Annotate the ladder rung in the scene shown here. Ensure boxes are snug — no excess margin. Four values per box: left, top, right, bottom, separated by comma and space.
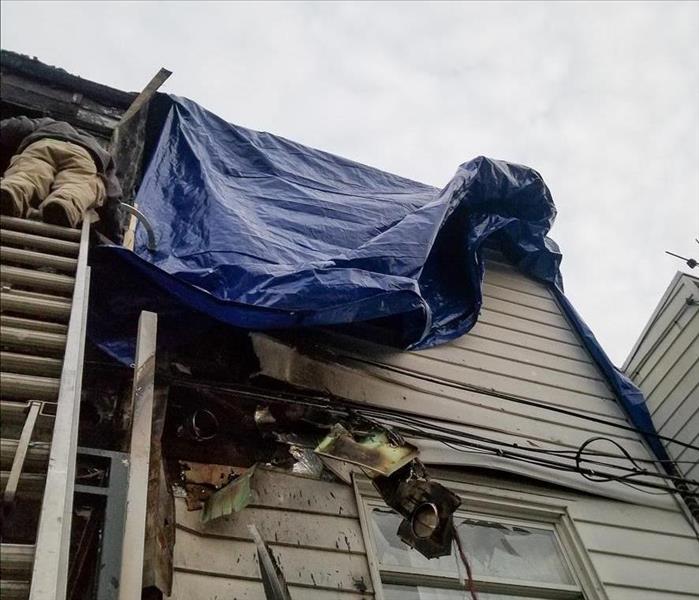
0, 316, 68, 335
0, 326, 67, 355
0, 579, 30, 600
0, 352, 63, 377
0, 402, 53, 442
0, 229, 80, 257
0, 291, 72, 322
1, 246, 78, 273
0, 372, 60, 402
0, 471, 46, 498
0, 543, 35, 579
0, 438, 50, 471
0, 265, 75, 295
0, 215, 81, 241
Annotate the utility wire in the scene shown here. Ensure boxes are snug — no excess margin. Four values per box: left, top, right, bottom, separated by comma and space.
168, 376, 699, 461
332, 353, 699, 453
167, 377, 699, 495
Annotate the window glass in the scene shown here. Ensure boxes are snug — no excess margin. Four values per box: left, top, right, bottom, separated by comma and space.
371, 508, 458, 574
455, 518, 574, 585
384, 585, 548, 600
371, 508, 574, 585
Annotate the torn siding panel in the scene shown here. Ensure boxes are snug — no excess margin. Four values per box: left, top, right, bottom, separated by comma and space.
168, 469, 374, 599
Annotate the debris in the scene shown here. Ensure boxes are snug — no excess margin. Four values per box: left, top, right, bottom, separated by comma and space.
177, 408, 219, 442
180, 461, 243, 487
248, 524, 293, 600
289, 446, 324, 478
201, 465, 257, 523
317, 455, 357, 485
255, 405, 277, 429
178, 461, 246, 510
314, 424, 418, 477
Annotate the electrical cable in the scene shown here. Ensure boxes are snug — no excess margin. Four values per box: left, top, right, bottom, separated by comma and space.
453, 530, 479, 600
333, 353, 699, 453
164, 377, 699, 494
362, 413, 699, 493
167, 375, 699, 463
358, 408, 699, 486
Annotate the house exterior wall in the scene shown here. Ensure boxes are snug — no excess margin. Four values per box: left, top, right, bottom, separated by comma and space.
252, 253, 670, 503
624, 272, 699, 487
173, 257, 699, 600
169, 468, 375, 600
168, 467, 699, 600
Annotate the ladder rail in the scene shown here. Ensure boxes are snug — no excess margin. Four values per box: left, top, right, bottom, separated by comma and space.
2, 401, 41, 507
28, 219, 91, 600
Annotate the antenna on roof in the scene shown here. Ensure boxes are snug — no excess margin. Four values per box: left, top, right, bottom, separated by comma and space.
665, 250, 698, 269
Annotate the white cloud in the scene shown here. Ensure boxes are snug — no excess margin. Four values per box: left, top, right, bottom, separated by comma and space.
2, 0, 697, 363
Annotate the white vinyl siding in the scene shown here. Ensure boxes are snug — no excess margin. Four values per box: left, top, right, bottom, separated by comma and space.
624, 272, 699, 488
168, 468, 374, 599
252, 255, 669, 502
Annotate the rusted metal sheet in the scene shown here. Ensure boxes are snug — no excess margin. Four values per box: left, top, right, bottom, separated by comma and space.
315, 424, 418, 477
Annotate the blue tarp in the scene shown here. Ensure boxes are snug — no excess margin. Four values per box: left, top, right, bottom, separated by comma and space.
91, 95, 666, 460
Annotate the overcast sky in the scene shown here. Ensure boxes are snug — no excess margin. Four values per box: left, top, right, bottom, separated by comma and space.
2, 1, 697, 365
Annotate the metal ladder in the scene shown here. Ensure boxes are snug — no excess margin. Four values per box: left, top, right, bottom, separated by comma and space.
1, 215, 91, 600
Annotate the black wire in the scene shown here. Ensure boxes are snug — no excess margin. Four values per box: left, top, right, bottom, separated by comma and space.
359, 407, 699, 485
335, 353, 699, 453
168, 376, 698, 465
165, 378, 699, 493
391, 421, 699, 496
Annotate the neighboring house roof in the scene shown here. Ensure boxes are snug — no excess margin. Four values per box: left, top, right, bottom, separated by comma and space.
624, 271, 699, 491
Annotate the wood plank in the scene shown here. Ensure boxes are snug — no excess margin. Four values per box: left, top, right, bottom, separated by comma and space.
483, 262, 553, 299
605, 585, 699, 600
646, 345, 699, 413
626, 278, 697, 377
671, 434, 699, 470
482, 281, 560, 314
482, 295, 571, 329
569, 499, 697, 538
651, 365, 699, 436
252, 469, 359, 518
173, 528, 373, 592
467, 321, 593, 362
658, 382, 699, 438
479, 308, 582, 345
175, 499, 365, 553
631, 306, 697, 392
643, 326, 698, 411
340, 349, 620, 412
576, 521, 699, 565
447, 331, 602, 380
413, 344, 614, 398
254, 336, 636, 442
170, 570, 374, 599
587, 552, 699, 594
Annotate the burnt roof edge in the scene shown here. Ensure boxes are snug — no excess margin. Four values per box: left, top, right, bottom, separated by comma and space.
1, 48, 136, 108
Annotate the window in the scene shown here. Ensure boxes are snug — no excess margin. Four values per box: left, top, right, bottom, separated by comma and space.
355, 480, 605, 600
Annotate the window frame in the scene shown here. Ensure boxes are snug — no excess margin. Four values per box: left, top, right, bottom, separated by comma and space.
353, 475, 609, 600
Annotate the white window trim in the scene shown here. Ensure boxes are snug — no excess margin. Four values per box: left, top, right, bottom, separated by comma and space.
353, 474, 609, 600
